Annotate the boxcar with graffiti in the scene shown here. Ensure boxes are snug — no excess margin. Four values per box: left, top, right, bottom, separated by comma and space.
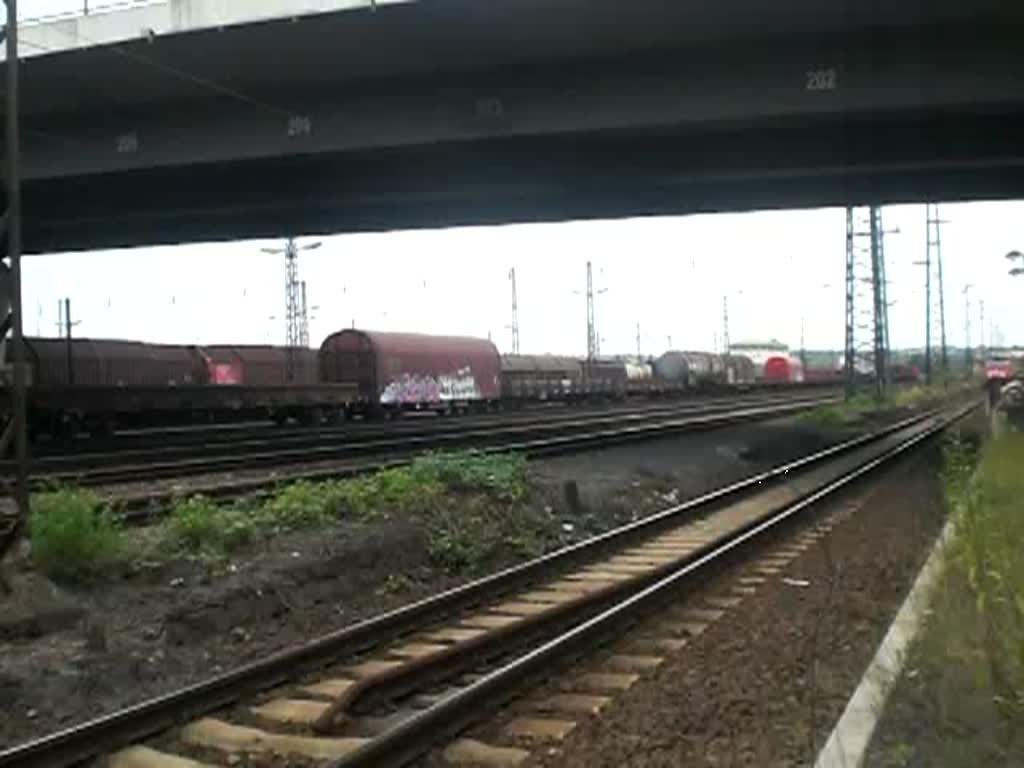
318, 329, 502, 415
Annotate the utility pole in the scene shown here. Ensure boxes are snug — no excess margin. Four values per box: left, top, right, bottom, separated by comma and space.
978, 304, 984, 356
935, 222, 948, 374
508, 267, 520, 354
846, 206, 894, 399
962, 284, 973, 371
260, 238, 321, 380
925, 204, 949, 378
61, 298, 77, 385
799, 317, 806, 369
844, 208, 856, 395
285, 240, 301, 350
721, 296, 731, 355
299, 280, 309, 348
635, 321, 641, 359
586, 261, 596, 359
578, 262, 607, 360
870, 206, 888, 399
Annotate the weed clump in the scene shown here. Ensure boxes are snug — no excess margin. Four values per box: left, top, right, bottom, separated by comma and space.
169, 495, 256, 554
29, 486, 123, 575
159, 451, 532, 561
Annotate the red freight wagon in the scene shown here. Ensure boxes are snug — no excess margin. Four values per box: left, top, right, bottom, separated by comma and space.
319, 329, 501, 413
25, 338, 202, 388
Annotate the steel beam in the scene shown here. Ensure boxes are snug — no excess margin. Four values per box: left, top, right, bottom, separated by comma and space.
4, 0, 28, 535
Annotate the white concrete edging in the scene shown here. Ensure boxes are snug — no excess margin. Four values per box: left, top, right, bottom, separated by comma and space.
813, 518, 954, 768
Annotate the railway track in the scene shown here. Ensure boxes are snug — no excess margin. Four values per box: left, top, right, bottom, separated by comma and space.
20, 389, 833, 469
0, 399, 978, 768
32, 387, 826, 458
2, 390, 839, 493
60, 393, 840, 517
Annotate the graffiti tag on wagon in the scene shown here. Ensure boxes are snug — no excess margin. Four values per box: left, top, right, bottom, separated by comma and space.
380, 368, 482, 404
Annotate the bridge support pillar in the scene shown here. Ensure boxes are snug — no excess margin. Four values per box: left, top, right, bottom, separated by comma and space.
1, 0, 29, 574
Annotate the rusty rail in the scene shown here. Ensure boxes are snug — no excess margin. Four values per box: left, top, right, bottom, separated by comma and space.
0, 405, 966, 768
325, 400, 979, 768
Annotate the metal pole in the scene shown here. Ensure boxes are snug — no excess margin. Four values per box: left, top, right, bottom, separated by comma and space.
284, 238, 298, 381
6, 0, 28, 524
299, 280, 309, 348
585, 261, 595, 361
962, 285, 972, 371
799, 316, 806, 370
869, 206, 887, 400
843, 207, 856, 397
937, 224, 948, 373
924, 208, 932, 384
722, 296, 730, 356
64, 298, 74, 385
509, 268, 519, 355
979, 299, 985, 360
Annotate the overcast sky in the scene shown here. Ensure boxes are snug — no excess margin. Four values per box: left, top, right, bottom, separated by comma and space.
12, 1, 1023, 357
19, 202, 1024, 357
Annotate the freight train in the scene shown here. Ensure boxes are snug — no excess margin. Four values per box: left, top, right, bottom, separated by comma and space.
1, 329, 810, 441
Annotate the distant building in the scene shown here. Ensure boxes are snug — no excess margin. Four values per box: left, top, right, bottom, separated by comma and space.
728, 339, 789, 368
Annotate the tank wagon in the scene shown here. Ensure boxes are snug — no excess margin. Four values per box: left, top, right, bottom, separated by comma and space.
654, 351, 756, 390
319, 329, 501, 415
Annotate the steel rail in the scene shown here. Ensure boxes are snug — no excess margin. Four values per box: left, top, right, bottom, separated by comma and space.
31, 388, 826, 460
0, 403, 964, 768
326, 399, 979, 768
15, 392, 839, 488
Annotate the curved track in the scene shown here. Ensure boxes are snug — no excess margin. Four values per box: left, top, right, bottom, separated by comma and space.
0, 399, 978, 768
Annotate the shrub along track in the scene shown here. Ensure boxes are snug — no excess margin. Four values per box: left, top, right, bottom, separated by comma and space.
0, 400, 979, 768
17, 390, 841, 518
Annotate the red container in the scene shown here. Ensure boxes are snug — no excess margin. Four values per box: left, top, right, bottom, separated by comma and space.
319, 329, 501, 407
199, 345, 318, 386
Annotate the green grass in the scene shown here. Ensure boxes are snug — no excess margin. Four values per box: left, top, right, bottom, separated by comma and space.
162, 450, 531, 563
25, 451, 536, 572
799, 381, 960, 429
413, 450, 528, 501
876, 431, 1024, 766
944, 430, 1024, 716
29, 486, 124, 576
799, 393, 878, 428
169, 495, 258, 554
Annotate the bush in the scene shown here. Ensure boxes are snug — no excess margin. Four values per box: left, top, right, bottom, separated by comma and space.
170, 495, 256, 553
30, 486, 123, 575
413, 450, 529, 500
261, 480, 343, 527
164, 450, 531, 559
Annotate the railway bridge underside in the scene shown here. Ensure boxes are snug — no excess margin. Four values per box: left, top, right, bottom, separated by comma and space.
1, 0, 1023, 539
